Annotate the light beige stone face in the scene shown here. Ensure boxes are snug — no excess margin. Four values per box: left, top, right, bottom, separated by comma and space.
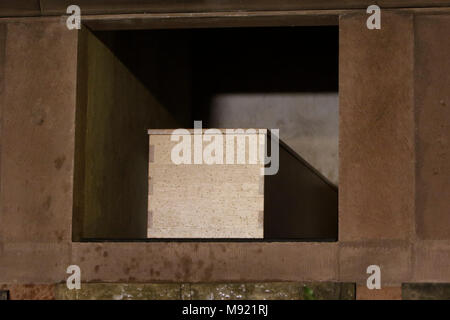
147, 130, 265, 238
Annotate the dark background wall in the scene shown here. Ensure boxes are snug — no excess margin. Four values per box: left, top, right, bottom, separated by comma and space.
190, 27, 339, 184
74, 28, 192, 240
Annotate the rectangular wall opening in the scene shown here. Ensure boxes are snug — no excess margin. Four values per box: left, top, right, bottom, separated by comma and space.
73, 25, 339, 242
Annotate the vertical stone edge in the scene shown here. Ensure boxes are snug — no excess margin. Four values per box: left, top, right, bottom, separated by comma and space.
72, 27, 87, 242
414, 14, 450, 239
412, 14, 450, 283
0, 23, 6, 246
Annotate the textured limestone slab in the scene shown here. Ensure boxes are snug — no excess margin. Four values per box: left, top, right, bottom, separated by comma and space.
150, 176, 261, 198
149, 133, 264, 165
149, 207, 261, 229
148, 227, 263, 239
147, 131, 264, 238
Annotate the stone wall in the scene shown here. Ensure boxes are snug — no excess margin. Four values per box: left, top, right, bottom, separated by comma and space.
0, 10, 449, 299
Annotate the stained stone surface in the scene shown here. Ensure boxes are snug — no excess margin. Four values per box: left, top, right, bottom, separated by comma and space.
188, 282, 355, 300
0, 291, 8, 300
402, 283, 450, 300
0, 284, 55, 300
55, 283, 183, 300
356, 286, 402, 300
55, 282, 355, 300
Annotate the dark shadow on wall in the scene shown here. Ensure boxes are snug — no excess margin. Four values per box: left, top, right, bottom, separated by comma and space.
73, 26, 338, 240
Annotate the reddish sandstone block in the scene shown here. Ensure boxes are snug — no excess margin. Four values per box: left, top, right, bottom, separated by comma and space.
356, 285, 401, 300
0, 284, 55, 300
71, 242, 338, 283
339, 12, 415, 241
0, 243, 70, 283
0, 20, 77, 243
413, 241, 450, 282
414, 15, 450, 240
339, 242, 411, 285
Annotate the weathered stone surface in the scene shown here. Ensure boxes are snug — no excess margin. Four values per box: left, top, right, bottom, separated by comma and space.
54, 282, 355, 300
339, 283, 357, 300
71, 242, 337, 282
356, 286, 402, 300
0, 243, 70, 283
403, 283, 450, 300
0, 284, 55, 300
190, 283, 293, 300
0, 20, 77, 243
412, 241, 450, 282
339, 242, 411, 285
31, 0, 450, 17
0, 1, 41, 17
181, 283, 192, 300
0, 12, 447, 289
189, 282, 354, 300
75, 28, 181, 240
0, 290, 8, 300
414, 15, 450, 240
0, 23, 6, 246
55, 283, 182, 300
339, 12, 415, 241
